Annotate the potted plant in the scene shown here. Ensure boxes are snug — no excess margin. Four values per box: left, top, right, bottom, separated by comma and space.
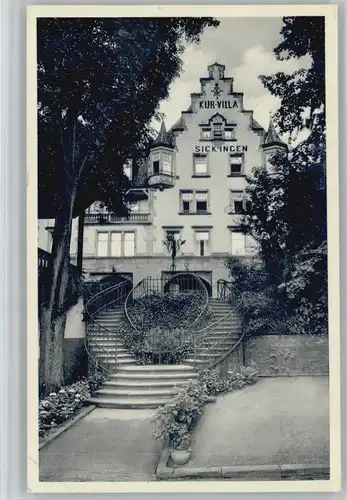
171, 433, 192, 465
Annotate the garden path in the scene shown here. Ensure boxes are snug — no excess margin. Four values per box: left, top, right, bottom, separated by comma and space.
39, 408, 162, 481
187, 376, 329, 468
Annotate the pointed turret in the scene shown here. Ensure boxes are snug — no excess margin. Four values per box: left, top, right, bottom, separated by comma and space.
263, 119, 287, 148
151, 121, 173, 149
262, 119, 288, 171
148, 121, 174, 189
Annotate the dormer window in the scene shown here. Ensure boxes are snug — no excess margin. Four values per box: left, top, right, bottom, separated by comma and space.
213, 122, 223, 139
201, 128, 211, 140
224, 128, 236, 140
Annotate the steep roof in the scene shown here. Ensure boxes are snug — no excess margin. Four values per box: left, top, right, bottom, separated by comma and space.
263, 119, 286, 147
151, 121, 173, 149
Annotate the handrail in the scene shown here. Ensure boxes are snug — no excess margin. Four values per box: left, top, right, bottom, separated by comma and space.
192, 279, 244, 372
123, 273, 210, 361
124, 272, 209, 333
84, 279, 131, 375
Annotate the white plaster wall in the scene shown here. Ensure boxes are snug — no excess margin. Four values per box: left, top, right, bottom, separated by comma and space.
64, 297, 85, 339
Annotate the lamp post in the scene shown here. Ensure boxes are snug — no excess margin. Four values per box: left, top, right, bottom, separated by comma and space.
163, 234, 186, 273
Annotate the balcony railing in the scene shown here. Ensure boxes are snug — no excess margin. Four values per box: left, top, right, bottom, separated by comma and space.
84, 212, 151, 224
38, 248, 81, 309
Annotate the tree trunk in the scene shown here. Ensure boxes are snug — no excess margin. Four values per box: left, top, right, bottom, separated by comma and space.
39, 185, 77, 395
76, 208, 85, 274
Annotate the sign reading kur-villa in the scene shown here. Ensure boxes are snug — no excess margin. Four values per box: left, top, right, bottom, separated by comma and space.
199, 99, 239, 109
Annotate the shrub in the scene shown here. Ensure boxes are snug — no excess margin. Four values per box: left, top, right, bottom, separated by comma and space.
38, 373, 106, 438
119, 299, 214, 365
199, 363, 259, 396
153, 365, 259, 449
127, 291, 207, 332
153, 379, 208, 449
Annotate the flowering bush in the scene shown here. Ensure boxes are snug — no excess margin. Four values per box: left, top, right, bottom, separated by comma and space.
38, 374, 106, 438
199, 363, 259, 396
153, 379, 208, 449
153, 367, 259, 449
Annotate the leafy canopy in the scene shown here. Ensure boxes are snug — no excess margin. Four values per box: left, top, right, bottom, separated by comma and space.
38, 17, 219, 217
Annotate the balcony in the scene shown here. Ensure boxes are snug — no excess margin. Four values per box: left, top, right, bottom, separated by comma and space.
147, 171, 174, 188
84, 212, 151, 225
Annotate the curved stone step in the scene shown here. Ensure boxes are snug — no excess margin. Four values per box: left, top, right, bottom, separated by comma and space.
111, 372, 197, 382
95, 388, 176, 398
103, 379, 189, 390
87, 397, 169, 409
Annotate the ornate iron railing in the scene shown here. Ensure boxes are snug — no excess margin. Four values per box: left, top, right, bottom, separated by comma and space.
192, 279, 244, 372
84, 279, 132, 375
124, 273, 210, 362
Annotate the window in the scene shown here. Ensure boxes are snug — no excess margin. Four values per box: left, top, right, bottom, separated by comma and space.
230, 191, 245, 214
213, 122, 223, 139
97, 231, 135, 257
224, 128, 235, 140
180, 190, 209, 214
196, 191, 208, 213
163, 153, 172, 175
195, 231, 210, 256
166, 230, 180, 241
180, 190, 194, 214
231, 232, 246, 256
128, 201, 139, 212
201, 128, 211, 139
229, 154, 244, 176
152, 153, 160, 174
193, 154, 208, 176
110, 232, 122, 257
97, 232, 108, 257
124, 232, 135, 256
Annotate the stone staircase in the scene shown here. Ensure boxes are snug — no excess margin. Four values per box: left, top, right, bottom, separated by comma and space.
89, 365, 198, 409
87, 297, 242, 409
184, 298, 242, 368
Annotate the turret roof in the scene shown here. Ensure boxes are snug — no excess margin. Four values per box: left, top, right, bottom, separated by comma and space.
264, 119, 286, 147
151, 121, 173, 148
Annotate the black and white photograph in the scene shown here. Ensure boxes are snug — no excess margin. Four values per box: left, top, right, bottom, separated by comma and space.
28, 5, 340, 492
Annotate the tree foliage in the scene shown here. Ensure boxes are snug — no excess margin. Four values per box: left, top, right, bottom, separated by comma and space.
38, 17, 219, 217
38, 17, 219, 393
227, 16, 328, 336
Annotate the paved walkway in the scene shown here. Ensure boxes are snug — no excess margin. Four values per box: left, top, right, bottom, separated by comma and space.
187, 376, 329, 468
39, 408, 162, 481
40, 377, 329, 481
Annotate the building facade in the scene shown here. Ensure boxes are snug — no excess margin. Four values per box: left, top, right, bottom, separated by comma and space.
38, 62, 287, 294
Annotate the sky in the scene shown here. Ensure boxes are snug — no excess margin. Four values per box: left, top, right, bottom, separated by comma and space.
154, 18, 311, 137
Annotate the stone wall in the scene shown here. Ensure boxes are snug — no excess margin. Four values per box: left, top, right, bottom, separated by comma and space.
79, 254, 255, 294
244, 335, 329, 376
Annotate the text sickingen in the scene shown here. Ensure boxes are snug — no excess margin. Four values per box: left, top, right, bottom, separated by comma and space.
195, 145, 248, 153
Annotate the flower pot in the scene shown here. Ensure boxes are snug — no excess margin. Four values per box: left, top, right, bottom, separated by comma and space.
171, 447, 191, 466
